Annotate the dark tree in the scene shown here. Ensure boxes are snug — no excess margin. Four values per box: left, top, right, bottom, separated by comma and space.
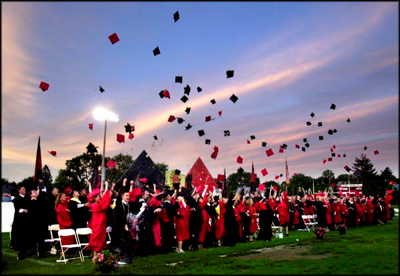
352, 154, 379, 196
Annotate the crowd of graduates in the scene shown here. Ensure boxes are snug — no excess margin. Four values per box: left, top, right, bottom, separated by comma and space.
7, 178, 396, 264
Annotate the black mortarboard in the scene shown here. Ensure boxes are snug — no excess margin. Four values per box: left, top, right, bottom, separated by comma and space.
99, 86, 105, 93
343, 154, 346, 158
210, 99, 216, 104
197, 86, 202, 93
330, 103, 336, 110
181, 95, 189, 103
124, 123, 132, 133
310, 112, 315, 117
205, 139, 211, 145
153, 47, 160, 56
185, 107, 191, 114
305, 143, 310, 148
237, 167, 244, 174
328, 129, 333, 135
175, 76, 183, 83
262, 142, 267, 147
303, 138, 307, 143
230, 94, 238, 103
86, 142, 98, 153
302, 147, 306, 152
153, 135, 158, 140
364, 146, 367, 150
177, 117, 184, 124
306, 121, 312, 126
159, 90, 165, 98
280, 174, 283, 177
185, 124, 192, 130
282, 143, 287, 149
332, 153, 336, 157
184, 84, 191, 95
318, 122, 322, 127
175, 169, 181, 175
174, 11, 179, 22
224, 130, 230, 137
226, 70, 234, 78
333, 129, 337, 133
319, 136, 324, 140
250, 135, 256, 140
198, 130, 205, 137
347, 118, 351, 123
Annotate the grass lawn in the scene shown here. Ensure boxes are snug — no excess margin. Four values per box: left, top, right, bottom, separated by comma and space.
2, 217, 398, 275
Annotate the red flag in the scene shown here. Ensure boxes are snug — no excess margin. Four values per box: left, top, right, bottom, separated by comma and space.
251, 162, 256, 183
33, 136, 43, 190
88, 123, 93, 131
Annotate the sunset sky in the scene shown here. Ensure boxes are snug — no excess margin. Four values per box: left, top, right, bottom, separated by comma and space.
2, 2, 398, 184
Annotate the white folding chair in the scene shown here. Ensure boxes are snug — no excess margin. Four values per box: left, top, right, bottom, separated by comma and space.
271, 214, 283, 233
302, 215, 317, 232
106, 232, 111, 245
57, 229, 83, 263
76, 227, 92, 260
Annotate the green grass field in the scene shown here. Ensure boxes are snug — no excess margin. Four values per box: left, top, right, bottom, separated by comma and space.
2, 218, 398, 275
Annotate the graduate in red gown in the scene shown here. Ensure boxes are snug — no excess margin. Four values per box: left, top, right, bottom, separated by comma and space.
198, 187, 211, 249
384, 192, 393, 221
332, 198, 342, 226
246, 198, 258, 241
87, 187, 111, 253
148, 193, 164, 249
175, 195, 191, 253
324, 197, 333, 229
233, 199, 243, 239
367, 197, 375, 225
215, 196, 226, 246
355, 197, 364, 226
55, 192, 74, 250
277, 191, 290, 237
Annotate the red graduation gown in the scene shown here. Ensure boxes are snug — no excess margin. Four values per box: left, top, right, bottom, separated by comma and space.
198, 197, 211, 243
325, 201, 333, 225
56, 202, 74, 249
176, 202, 190, 242
247, 205, 258, 234
332, 202, 342, 224
277, 202, 290, 225
215, 200, 226, 240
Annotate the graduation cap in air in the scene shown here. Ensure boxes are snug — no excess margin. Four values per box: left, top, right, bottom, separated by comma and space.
107, 160, 116, 169
303, 138, 307, 143
205, 116, 211, 122
310, 112, 315, 117
175, 76, 183, 83
184, 85, 191, 95
88, 123, 93, 131
332, 153, 336, 157
328, 157, 332, 161
275, 175, 280, 180
153, 135, 158, 140
99, 86, 105, 93
318, 122, 322, 127
161, 89, 170, 99
374, 150, 379, 155
302, 147, 306, 152
198, 130, 205, 137
237, 156, 243, 164
323, 159, 327, 164
86, 142, 98, 153
333, 129, 337, 133
328, 129, 333, 135
330, 103, 336, 110
305, 143, 310, 148
262, 142, 267, 147
108, 33, 120, 44
197, 86, 202, 93
125, 123, 133, 133
306, 121, 312, 126
211, 146, 219, 159
185, 107, 191, 114
205, 139, 211, 145
181, 95, 189, 103
364, 146, 367, 150
175, 169, 181, 175
261, 168, 268, 176
279, 148, 284, 153
247, 140, 251, 144
218, 110, 222, 116
168, 115, 176, 122
237, 167, 244, 174
280, 174, 283, 177
226, 70, 234, 78
185, 123, 192, 130
210, 99, 216, 105
319, 136, 324, 140
230, 94, 238, 103
282, 143, 287, 149
177, 117, 185, 124
295, 144, 300, 149
265, 148, 274, 157
250, 135, 256, 140
174, 11, 179, 22
48, 150, 57, 157
224, 130, 230, 137
347, 118, 351, 123
153, 47, 160, 56
344, 165, 351, 172
337, 154, 341, 157
343, 154, 346, 158
128, 133, 134, 140
39, 81, 50, 92
116, 134, 125, 143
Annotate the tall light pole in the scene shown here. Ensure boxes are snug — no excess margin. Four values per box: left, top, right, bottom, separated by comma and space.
93, 107, 119, 191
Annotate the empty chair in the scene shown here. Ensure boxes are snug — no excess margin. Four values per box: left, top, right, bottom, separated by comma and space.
76, 227, 92, 260
57, 229, 83, 263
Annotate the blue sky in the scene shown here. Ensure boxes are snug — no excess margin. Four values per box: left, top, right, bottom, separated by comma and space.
2, 2, 399, 183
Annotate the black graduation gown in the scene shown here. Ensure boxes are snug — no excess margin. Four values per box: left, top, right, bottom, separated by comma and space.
27, 191, 48, 256
45, 193, 58, 226
257, 201, 274, 241
68, 199, 89, 230
112, 201, 134, 263
222, 199, 238, 246
160, 201, 176, 253
315, 201, 327, 228
10, 195, 30, 251
188, 200, 202, 250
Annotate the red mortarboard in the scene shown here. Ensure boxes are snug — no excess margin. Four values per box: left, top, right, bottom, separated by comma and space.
237, 156, 243, 164
344, 165, 351, 172
64, 186, 72, 194
328, 157, 332, 161
374, 150, 379, 155
331, 183, 335, 187
88, 123, 93, 131
218, 111, 222, 116
337, 154, 341, 157
205, 116, 211, 122
293, 173, 298, 176
273, 186, 278, 191
333, 145, 336, 149
39, 81, 50, 92
279, 148, 284, 153
108, 33, 120, 44
128, 133, 134, 139
330, 148, 334, 152
107, 160, 116, 169
140, 178, 147, 183
261, 168, 268, 176
48, 150, 57, 157
247, 140, 250, 144
116, 134, 125, 143
168, 115, 176, 122
88, 188, 101, 202
266, 148, 274, 157
258, 184, 265, 191
217, 174, 225, 181
211, 146, 219, 160
275, 175, 279, 180
295, 144, 300, 149
323, 159, 327, 164
390, 180, 394, 185
388, 190, 393, 194
162, 89, 171, 99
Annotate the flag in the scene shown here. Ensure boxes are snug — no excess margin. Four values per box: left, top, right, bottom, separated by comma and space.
33, 136, 43, 190
285, 157, 290, 184
250, 162, 256, 192
223, 168, 227, 191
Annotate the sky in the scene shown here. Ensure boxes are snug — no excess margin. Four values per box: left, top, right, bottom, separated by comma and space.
2, 2, 399, 184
